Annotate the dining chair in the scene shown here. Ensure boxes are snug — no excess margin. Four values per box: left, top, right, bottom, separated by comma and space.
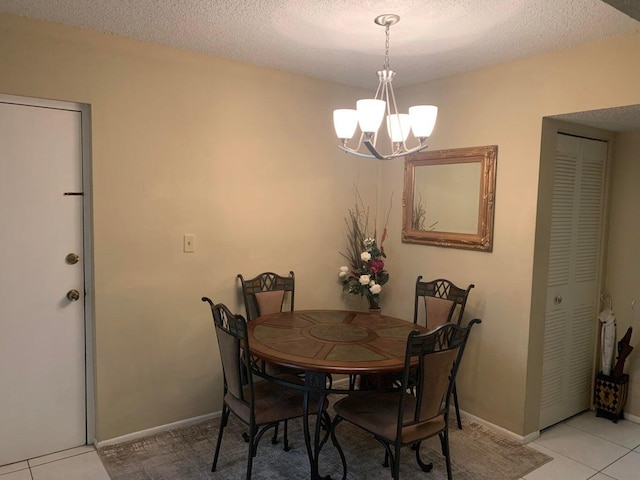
238, 271, 295, 321
201, 298, 329, 480
330, 319, 481, 480
414, 276, 474, 429
237, 271, 304, 444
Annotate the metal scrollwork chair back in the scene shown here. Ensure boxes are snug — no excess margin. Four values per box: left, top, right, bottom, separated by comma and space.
238, 271, 295, 321
201, 297, 328, 480
331, 319, 481, 480
414, 276, 475, 429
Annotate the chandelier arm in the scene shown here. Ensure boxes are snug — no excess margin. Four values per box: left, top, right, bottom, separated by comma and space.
364, 139, 385, 159
353, 131, 365, 151
338, 145, 378, 159
339, 140, 429, 160
366, 140, 430, 160
374, 81, 384, 100
387, 79, 410, 151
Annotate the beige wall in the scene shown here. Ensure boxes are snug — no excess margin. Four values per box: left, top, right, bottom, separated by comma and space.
604, 128, 640, 416
387, 32, 640, 435
3, 11, 640, 441
0, 14, 380, 441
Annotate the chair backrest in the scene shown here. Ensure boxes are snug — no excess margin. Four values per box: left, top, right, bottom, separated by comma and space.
413, 276, 475, 329
400, 319, 481, 429
238, 271, 295, 320
202, 298, 253, 407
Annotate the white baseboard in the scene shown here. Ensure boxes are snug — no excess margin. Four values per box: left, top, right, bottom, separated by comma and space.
95, 411, 221, 448
624, 411, 640, 424
460, 410, 538, 444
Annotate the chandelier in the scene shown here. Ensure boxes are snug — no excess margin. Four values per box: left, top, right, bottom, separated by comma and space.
333, 14, 438, 160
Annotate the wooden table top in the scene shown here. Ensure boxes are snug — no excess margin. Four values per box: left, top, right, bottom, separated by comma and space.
247, 310, 427, 375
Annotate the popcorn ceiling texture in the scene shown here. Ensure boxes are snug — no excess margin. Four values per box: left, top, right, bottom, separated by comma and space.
0, 0, 637, 88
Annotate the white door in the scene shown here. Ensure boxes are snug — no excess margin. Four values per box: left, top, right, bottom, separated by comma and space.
0, 100, 86, 465
539, 133, 607, 429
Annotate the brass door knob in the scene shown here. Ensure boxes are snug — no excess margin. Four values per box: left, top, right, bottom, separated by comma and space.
66, 253, 80, 265
67, 289, 80, 301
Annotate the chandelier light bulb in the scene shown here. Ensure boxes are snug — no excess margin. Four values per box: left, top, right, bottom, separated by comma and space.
356, 99, 386, 134
387, 113, 411, 143
409, 105, 438, 138
332, 14, 438, 160
333, 109, 358, 140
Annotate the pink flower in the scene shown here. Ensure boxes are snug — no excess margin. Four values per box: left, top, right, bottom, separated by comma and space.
369, 259, 385, 273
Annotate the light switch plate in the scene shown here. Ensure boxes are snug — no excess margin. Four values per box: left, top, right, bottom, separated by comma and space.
183, 234, 195, 253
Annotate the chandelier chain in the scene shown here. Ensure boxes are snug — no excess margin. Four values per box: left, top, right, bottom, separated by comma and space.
383, 23, 391, 71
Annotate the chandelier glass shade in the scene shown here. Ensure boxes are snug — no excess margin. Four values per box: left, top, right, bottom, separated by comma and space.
333, 14, 438, 160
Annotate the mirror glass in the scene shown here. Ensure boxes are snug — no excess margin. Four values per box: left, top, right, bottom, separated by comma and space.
402, 145, 497, 251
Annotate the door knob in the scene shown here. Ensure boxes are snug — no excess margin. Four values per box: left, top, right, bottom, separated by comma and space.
66, 289, 80, 301
66, 253, 80, 265
554, 295, 563, 305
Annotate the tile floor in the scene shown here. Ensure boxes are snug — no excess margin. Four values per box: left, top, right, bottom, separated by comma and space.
1, 410, 639, 479
0, 446, 109, 480
523, 411, 640, 480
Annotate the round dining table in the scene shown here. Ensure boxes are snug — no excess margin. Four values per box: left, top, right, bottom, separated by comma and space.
247, 309, 428, 480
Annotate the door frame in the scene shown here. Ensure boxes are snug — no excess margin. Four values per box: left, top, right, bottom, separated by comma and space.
525, 117, 615, 436
0, 93, 95, 444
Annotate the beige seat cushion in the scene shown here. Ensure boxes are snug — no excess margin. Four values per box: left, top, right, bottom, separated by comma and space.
225, 374, 327, 425
333, 391, 445, 445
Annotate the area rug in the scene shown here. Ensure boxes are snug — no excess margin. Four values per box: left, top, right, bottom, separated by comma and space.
99, 403, 551, 480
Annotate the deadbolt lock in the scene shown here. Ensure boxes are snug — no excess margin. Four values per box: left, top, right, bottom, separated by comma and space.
66, 289, 80, 301
66, 253, 80, 265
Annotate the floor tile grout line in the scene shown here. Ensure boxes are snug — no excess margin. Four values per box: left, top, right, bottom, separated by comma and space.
596, 449, 638, 476
532, 438, 632, 473
27, 450, 96, 469
566, 421, 640, 450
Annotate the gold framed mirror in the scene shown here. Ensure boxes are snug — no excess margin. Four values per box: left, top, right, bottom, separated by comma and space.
402, 145, 497, 251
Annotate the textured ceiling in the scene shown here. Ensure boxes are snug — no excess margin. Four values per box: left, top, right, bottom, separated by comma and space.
0, 0, 638, 89
1, 0, 639, 131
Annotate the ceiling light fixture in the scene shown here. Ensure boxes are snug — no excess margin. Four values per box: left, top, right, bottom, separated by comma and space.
333, 14, 438, 160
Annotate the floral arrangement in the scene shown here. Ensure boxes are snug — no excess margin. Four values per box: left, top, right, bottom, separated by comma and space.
337, 191, 391, 309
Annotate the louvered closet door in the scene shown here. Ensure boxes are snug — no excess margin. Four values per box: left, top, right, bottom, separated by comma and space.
539, 133, 607, 430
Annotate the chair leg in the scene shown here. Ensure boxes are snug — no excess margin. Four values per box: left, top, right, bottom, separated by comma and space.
440, 430, 453, 480
392, 443, 402, 480
453, 382, 462, 429
212, 405, 230, 472
414, 441, 433, 472
246, 428, 255, 480
283, 420, 290, 451
271, 422, 280, 445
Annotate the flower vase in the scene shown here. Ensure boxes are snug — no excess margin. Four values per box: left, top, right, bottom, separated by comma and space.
368, 297, 381, 314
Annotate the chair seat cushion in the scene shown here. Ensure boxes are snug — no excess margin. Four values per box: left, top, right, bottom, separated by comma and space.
333, 391, 445, 445
226, 374, 327, 425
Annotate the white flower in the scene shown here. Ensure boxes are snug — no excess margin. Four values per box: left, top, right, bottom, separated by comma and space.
338, 266, 349, 278
364, 237, 375, 248
369, 280, 375, 286
360, 251, 372, 261
359, 274, 371, 285
339, 266, 349, 272
369, 283, 382, 295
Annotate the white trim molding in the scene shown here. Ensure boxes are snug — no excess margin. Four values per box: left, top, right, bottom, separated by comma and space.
96, 411, 221, 448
